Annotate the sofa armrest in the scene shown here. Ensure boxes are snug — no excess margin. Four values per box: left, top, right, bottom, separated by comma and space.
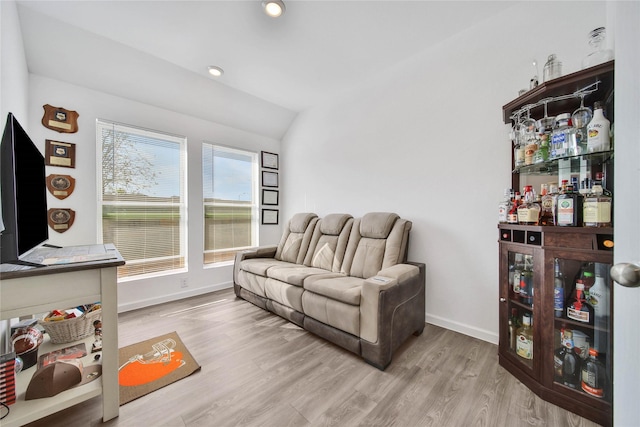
233, 245, 278, 285
360, 261, 425, 369
360, 263, 420, 343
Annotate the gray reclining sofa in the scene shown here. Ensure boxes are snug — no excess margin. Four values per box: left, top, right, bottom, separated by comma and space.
233, 212, 426, 370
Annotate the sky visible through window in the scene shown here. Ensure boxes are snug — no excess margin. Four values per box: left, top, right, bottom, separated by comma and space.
108, 135, 252, 202
139, 140, 180, 198
203, 146, 253, 202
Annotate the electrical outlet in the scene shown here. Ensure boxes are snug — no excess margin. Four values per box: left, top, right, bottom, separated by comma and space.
180, 278, 188, 288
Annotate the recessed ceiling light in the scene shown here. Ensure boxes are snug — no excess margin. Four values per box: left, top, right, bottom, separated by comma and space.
207, 66, 224, 77
262, 0, 285, 18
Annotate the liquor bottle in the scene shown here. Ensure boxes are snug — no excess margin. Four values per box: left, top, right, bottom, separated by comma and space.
567, 281, 594, 324
551, 113, 573, 159
571, 176, 579, 193
553, 259, 565, 317
507, 192, 520, 224
498, 188, 513, 224
533, 134, 549, 164
587, 101, 611, 153
524, 140, 538, 166
540, 183, 558, 226
554, 327, 567, 381
589, 263, 610, 354
518, 186, 540, 225
519, 257, 534, 306
509, 308, 520, 351
561, 330, 582, 389
581, 348, 607, 398
516, 314, 534, 360
583, 183, 612, 227
512, 253, 524, 296
514, 139, 525, 168
538, 184, 552, 226
556, 184, 583, 227
560, 179, 569, 193
583, 262, 595, 294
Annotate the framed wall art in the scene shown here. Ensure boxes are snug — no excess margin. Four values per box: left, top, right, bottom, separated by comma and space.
262, 170, 278, 188
262, 189, 279, 206
261, 151, 279, 170
261, 209, 279, 225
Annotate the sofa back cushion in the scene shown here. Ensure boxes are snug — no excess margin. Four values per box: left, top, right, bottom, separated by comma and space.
341, 212, 412, 279
303, 213, 354, 272
275, 213, 318, 264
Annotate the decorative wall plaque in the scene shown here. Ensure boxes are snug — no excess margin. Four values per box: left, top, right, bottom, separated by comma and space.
48, 208, 75, 233
42, 104, 79, 133
45, 140, 76, 168
46, 175, 76, 200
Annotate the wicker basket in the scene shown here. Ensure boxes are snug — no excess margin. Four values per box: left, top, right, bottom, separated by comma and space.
39, 309, 102, 344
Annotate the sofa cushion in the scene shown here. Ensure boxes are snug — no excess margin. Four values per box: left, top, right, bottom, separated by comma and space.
360, 212, 399, 239
341, 213, 412, 279
303, 214, 353, 272
267, 266, 337, 287
303, 275, 364, 306
319, 213, 352, 235
275, 213, 318, 264
349, 238, 387, 279
236, 269, 268, 297
240, 258, 297, 276
290, 212, 317, 233
264, 278, 305, 312
301, 291, 360, 337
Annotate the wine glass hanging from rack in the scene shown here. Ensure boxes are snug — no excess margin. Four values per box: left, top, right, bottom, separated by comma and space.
508, 80, 601, 127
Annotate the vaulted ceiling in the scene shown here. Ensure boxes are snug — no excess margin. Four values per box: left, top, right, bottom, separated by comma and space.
16, 1, 514, 139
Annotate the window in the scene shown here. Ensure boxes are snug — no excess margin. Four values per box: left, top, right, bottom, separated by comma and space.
97, 120, 187, 279
202, 144, 258, 264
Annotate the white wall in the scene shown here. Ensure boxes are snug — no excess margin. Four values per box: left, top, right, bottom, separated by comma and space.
0, 0, 29, 124
0, 0, 30, 353
281, 1, 608, 343
27, 75, 283, 312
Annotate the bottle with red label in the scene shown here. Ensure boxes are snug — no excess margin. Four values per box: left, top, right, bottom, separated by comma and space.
518, 185, 541, 225
566, 281, 594, 325
507, 192, 521, 224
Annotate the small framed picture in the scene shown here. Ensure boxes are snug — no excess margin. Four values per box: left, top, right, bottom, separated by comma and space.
262, 171, 278, 188
261, 151, 279, 170
262, 209, 279, 225
262, 189, 279, 206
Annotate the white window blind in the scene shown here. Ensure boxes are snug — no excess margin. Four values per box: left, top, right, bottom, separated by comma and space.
202, 144, 258, 264
97, 120, 187, 278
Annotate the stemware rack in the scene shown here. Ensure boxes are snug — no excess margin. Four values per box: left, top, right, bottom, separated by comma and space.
502, 60, 614, 125
509, 80, 601, 123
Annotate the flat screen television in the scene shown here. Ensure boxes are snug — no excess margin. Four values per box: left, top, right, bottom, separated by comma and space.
0, 112, 49, 265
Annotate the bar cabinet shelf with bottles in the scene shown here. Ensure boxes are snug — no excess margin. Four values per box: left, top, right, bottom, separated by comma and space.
498, 61, 614, 427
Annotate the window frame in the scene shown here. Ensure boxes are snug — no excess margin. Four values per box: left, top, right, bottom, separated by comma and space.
96, 119, 188, 281
202, 142, 259, 266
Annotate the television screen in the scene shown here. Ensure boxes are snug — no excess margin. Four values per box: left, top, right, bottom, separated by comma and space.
0, 112, 49, 265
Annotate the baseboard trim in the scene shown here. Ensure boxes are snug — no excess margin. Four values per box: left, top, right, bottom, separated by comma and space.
426, 313, 498, 345
118, 282, 233, 313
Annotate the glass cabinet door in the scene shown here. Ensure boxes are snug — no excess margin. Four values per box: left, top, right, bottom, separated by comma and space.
506, 250, 535, 372
552, 258, 612, 403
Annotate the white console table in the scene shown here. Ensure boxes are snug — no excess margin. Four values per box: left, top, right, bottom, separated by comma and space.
0, 244, 124, 426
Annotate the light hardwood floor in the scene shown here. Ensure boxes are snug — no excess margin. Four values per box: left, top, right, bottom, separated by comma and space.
26, 288, 600, 427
